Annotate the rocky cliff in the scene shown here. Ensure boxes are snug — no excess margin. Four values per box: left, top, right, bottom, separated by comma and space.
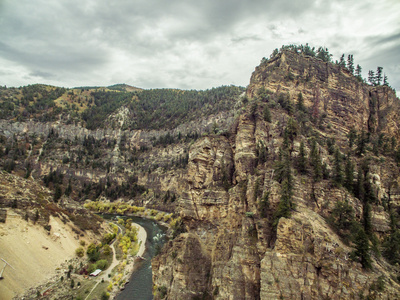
1, 48, 400, 299
0, 86, 243, 212
152, 50, 400, 299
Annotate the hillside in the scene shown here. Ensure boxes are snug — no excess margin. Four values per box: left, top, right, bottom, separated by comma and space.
0, 171, 104, 299
0, 45, 400, 299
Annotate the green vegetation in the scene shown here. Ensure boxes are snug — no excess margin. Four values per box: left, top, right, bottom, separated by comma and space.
332, 148, 343, 187
0, 84, 65, 121
267, 44, 392, 87
258, 192, 270, 218
328, 199, 356, 244
350, 225, 372, 269
297, 141, 307, 174
310, 139, 323, 182
0, 84, 244, 131
382, 209, 400, 264
81, 90, 133, 129
273, 147, 294, 228
75, 247, 85, 257
81, 85, 244, 130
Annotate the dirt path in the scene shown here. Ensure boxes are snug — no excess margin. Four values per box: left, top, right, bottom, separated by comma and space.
85, 222, 146, 300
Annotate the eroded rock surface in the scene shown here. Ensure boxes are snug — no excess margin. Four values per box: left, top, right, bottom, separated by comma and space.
152, 51, 400, 299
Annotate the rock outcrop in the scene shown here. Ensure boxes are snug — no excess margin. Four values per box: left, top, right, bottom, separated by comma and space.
152, 50, 400, 299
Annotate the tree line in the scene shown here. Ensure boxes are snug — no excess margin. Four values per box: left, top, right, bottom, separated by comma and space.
263, 44, 391, 88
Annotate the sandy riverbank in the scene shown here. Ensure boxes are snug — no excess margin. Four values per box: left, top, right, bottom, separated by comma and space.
133, 222, 147, 258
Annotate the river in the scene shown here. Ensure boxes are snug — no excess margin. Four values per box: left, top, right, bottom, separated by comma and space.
102, 215, 167, 300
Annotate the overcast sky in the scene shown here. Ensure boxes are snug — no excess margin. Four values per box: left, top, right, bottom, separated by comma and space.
0, 0, 399, 93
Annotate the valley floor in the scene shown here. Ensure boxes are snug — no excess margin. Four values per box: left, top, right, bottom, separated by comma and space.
0, 213, 147, 300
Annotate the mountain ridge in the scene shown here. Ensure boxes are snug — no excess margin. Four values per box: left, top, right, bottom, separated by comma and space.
0, 45, 400, 299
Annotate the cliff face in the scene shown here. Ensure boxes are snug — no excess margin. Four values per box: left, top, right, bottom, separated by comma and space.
0, 107, 237, 212
152, 52, 400, 299
247, 51, 400, 139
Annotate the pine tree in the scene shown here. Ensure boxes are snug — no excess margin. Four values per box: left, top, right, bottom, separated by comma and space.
310, 139, 322, 182
383, 229, 400, 265
263, 105, 271, 122
329, 198, 355, 238
316, 47, 332, 62
368, 70, 376, 85
339, 54, 346, 67
383, 74, 389, 86
333, 148, 343, 187
326, 137, 336, 155
355, 168, 364, 200
256, 141, 267, 165
347, 54, 354, 74
258, 192, 270, 218
303, 43, 315, 57
376, 67, 383, 85
352, 226, 372, 269
270, 48, 279, 58
65, 179, 72, 196
363, 202, 373, 236
344, 154, 354, 193
273, 149, 294, 227
282, 118, 298, 155
356, 129, 368, 156
347, 127, 357, 149
391, 136, 397, 152
382, 209, 400, 264
297, 141, 307, 174
54, 184, 62, 202
354, 159, 376, 239
296, 92, 305, 112
355, 64, 362, 79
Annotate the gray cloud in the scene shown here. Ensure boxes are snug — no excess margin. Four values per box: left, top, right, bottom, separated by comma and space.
0, 0, 399, 93
29, 70, 55, 79
367, 32, 400, 47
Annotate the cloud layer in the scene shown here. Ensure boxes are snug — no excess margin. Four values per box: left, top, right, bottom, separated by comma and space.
0, 0, 399, 91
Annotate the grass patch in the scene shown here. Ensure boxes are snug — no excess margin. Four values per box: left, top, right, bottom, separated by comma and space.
73, 278, 97, 299
89, 281, 110, 300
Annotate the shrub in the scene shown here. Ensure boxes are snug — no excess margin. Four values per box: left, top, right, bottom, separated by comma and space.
103, 244, 112, 256
96, 259, 108, 270
87, 243, 100, 262
158, 286, 167, 299
245, 212, 254, 218
75, 247, 84, 257
170, 217, 184, 238
101, 292, 110, 300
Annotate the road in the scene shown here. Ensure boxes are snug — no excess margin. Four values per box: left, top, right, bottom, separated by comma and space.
85, 222, 123, 300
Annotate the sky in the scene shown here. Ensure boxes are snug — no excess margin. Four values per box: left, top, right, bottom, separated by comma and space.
0, 0, 399, 92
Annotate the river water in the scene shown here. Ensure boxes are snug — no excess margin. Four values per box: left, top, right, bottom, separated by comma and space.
102, 215, 167, 300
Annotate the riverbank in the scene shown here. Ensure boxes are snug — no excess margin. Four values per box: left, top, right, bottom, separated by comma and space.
108, 222, 147, 299
115, 216, 167, 300
86, 201, 173, 231
134, 223, 147, 257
